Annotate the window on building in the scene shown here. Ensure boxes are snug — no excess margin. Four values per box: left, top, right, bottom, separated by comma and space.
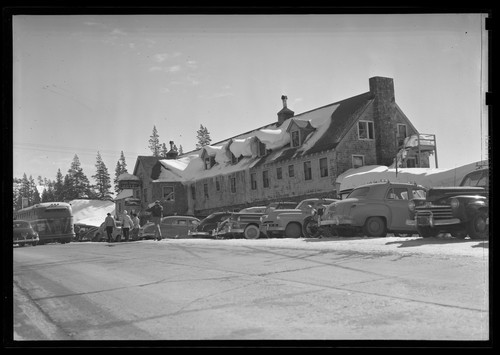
191, 184, 196, 199
258, 141, 267, 157
276, 167, 282, 180
352, 155, 365, 169
215, 177, 221, 191
204, 156, 216, 170
163, 186, 175, 201
230, 176, 236, 193
397, 124, 407, 147
250, 173, 257, 190
291, 130, 300, 147
288, 164, 295, 178
263, 170, 270, 188
304, 161, 312, 180
319, 158, 328, 177
143, 188, 148, 203
203, 183, 209, 199
358, 121, 374, 140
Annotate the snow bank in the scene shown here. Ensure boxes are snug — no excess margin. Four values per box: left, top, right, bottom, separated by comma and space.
229, 137, 255, 158
70, 199, 115, 226
337, 160, 488, 191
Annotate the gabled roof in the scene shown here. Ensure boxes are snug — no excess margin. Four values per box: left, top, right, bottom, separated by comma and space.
133, 156, 162, 177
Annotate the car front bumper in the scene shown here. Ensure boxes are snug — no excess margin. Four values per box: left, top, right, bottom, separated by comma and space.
406, 217, 461, 227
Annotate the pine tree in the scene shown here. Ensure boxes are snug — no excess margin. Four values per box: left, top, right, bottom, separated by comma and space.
196, 124, 212, 149
148, 125, 161, 157
160, 142, 168, 158
178, 145, 184, 155
66, 154, 92, 200
114, 151, 128, 193
93, 151, 113, 200
54, 169, 64, 201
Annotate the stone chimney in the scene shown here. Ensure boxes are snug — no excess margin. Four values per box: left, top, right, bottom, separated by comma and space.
166, 140, 179, 160
277, 95, 294, 126
369, 76, 397, 166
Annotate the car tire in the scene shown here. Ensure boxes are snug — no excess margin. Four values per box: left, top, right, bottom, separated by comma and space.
466, 211, 488, 240
302, 216, 319, 238
417, 226, 438, 238
363, 217, 387, 238
244, 225, 260, 239
285, 223, 302, 238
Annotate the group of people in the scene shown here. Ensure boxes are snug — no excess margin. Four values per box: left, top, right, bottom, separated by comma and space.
103, 200, 164, 243
104, 211, 140, 243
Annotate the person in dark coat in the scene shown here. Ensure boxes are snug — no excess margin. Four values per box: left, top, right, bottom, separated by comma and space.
104, 213, 116, 243
146, 200, 163, 241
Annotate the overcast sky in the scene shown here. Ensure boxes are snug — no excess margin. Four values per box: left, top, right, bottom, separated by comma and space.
12, 13, 489, 185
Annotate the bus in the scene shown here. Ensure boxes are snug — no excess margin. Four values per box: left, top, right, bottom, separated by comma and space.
14, 202, 75, 244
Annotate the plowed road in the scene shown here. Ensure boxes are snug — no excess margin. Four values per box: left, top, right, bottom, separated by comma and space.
12, 236, 489, 341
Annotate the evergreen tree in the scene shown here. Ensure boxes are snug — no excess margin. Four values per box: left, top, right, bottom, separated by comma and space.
148, 125, 161, 157
160, 142, 169, 158
178, 145, 184, 155
196, 124, 212, 149
114, 151, 128, 193
13, 177, 22, 210
93, 151, 113, 200
54, 169, 64, 201
66, 154, 92, 200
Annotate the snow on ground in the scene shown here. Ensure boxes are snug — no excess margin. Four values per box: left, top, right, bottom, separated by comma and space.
79, 235, 488, 258
70, 199, 115, 226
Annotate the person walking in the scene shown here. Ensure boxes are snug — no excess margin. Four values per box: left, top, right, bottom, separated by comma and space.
104, 213, 116, 243
121, 210, 133, 242
131, 213, 140, 241
146, 200, 163, 241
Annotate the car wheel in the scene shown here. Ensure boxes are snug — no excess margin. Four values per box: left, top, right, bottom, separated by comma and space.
416, 226, 438, 238
284, 223, 302, 238
244, 225, 260, 239
466, 211, 488, 240
302, 216, 319, 238
363, 217, 387, 238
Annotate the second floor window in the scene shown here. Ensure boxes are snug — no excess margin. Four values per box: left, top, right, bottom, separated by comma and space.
215, 177, 221, 191
291, 130, 300, 147
304, 161, 312, 180
250, 173, 257, 190
276, 167, 282, 180
203, 183, 209, 198
358, 121, 374, 140
163, 186, 174, 201
263, 170, 270, 188
319, 158, 328, 177
288, 164, 295, 178
230, 176, 236, 193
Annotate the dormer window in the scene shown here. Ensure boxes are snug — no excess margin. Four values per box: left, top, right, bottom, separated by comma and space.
258, 141, 267, 157
291, 130, 300, 147
231, 153, 243, 165
204, 155, 216, 170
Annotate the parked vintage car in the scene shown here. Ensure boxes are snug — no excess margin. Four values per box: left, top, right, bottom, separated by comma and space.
215, 201, 299, 239
91, 220, 123, 242
140, 216, 200, 239
188, 212, 232, 238
260, 198, 339, 238
73, 223, 99, 242
407, 167, 489, 239
239, 206, 267, 214
320, 182, 427, 237
13, 220, 39, 247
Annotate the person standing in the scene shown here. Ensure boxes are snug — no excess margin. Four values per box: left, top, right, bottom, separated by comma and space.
131, 213, 140, 241
121, 210, 133, 242
104, 213, 116, 243
146, 200, 163, 241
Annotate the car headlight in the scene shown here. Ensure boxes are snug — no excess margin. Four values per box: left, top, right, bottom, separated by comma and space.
450, 198, 459, 210
408, 200, 415, 212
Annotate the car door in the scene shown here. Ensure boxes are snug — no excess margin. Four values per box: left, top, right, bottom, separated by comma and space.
159, 217, 175, 238
385, 187, 412, 230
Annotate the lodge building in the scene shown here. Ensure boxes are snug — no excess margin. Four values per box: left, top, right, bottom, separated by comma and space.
117, 76, 436, 218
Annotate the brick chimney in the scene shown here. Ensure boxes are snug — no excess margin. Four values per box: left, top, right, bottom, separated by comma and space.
166, 140, 179, 160
277, 95, 294, 126
369, 76, 397, 166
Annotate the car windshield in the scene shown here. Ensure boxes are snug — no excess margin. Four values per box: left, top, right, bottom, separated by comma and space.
412, 189, 426, 199
347, 186, 370, 198
14, 221, 30, 229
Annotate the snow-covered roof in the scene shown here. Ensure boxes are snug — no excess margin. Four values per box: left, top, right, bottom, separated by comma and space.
152, 91, 377, 184
115, 189, 133, 200
336, 160, 488, 191
118, 172, 140, 181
